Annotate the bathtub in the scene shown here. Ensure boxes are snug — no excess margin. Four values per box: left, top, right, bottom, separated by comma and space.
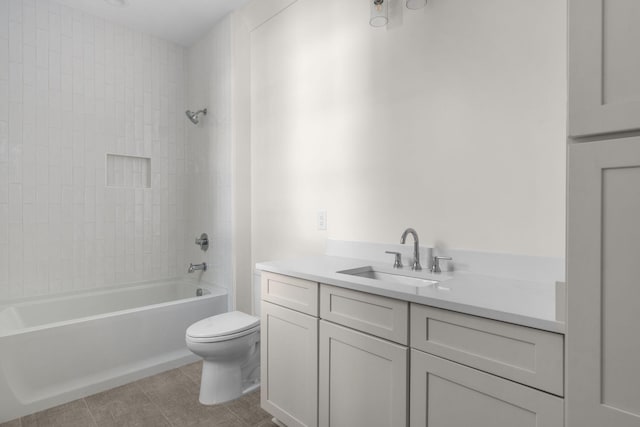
0, 280, 227, 422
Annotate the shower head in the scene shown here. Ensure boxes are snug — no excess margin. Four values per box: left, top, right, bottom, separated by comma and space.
185, 108, 207, 125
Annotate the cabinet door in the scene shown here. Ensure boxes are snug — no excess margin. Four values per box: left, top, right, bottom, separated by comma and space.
410, 350, 563, 427
569, 0, 640, 136
567, 138, 640, 426
261, 301, 318, 427
319, 320, 408, 427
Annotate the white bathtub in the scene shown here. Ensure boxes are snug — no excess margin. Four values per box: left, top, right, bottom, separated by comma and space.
0, 280, 227, 422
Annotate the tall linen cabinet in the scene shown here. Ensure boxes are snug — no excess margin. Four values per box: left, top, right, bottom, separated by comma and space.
567, 1, 640, 426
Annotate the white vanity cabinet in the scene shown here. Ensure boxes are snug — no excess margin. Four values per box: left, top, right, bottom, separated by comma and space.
261, 272, 319, 427
409, 304, 564, 427
259, 270, 565, 427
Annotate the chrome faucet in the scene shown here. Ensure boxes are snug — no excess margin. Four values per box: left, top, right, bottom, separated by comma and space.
188, 262, 207, 273
400, 228, 421, 271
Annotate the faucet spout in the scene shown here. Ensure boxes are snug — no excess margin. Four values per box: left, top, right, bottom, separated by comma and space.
188, 262, 207, 273
400, 228, 422, 271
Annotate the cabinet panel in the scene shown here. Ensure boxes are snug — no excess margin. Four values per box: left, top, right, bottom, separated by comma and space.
261, 301, 318, 427
569, 0, 640, 136
319, 320, 407, 427
320, 284, 408, 345
411, 304, 564, 396
410, 350, 563, 427
261, 272, 319, 316
567, 138, 640, 426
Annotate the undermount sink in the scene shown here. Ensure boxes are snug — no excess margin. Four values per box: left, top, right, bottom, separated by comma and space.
337, 266, 442, 288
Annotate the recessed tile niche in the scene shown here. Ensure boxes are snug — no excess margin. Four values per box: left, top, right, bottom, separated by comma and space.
106, 154, 152, 189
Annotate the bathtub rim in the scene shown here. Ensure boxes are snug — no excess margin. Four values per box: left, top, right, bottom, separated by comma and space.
0, 278, 227, 338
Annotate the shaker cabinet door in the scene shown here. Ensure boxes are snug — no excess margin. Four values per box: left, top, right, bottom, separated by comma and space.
567, 138, 640, 427
569, 0, 640, 136
261, 301, 318, 427
318, 320, 408, 427
410, 350, 563, 427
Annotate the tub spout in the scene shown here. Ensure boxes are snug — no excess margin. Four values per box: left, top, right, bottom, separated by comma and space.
188, 262, 207, 273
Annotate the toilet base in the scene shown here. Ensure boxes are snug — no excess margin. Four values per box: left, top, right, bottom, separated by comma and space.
197, 338, 261, 405
199, 361, 241, 405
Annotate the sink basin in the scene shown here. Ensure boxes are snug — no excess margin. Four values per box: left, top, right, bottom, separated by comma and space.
338, 266, 440, 288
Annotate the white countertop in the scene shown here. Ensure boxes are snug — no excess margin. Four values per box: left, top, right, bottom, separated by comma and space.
256, 256, 565, 334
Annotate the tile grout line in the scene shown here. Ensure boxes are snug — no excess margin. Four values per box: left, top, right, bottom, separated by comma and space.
81, 397, 100, 427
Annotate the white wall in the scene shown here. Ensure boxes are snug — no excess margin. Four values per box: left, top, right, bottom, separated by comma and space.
251, 0, 567, 265
0, 0, 187, 299
185, 17, 234, 300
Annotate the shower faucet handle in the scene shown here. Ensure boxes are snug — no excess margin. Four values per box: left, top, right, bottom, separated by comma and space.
195, 233, 209, 251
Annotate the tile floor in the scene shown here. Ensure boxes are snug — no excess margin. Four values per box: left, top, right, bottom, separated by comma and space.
0, 362, 277, 427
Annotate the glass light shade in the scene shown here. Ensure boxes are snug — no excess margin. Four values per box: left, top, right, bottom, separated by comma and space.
406, 0, 427, 10
370, 0, 388, 27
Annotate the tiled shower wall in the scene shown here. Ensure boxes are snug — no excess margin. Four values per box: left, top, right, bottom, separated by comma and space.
0, 0, 188, 299
185, 17, 234, 303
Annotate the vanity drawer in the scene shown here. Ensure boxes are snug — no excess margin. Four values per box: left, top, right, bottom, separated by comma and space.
261, 272, 319, 316
410, 304, 564, 396
320, 284, 408, 345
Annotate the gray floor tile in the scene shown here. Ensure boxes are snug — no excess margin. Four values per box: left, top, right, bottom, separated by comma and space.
85, 383, 170, 427
224, 391, 272, 426
21, 400, 97, 427
138, 368, 241, 426
179, 361, 203, 386
12, 364, 272, 427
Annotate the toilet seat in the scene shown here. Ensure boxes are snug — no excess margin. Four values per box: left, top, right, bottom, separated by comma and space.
186, 311, 260, 343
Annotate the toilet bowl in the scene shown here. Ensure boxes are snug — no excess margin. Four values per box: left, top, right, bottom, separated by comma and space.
186, 311, 260, 405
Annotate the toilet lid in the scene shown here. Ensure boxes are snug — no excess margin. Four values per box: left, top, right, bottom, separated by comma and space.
186, 311, 260, 339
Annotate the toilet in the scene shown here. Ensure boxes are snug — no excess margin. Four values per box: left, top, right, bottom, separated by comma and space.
186, 311, 260, 405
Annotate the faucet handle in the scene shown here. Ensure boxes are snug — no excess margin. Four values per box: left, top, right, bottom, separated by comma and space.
195, 233, 209, 251
431, 256, 452, 273
385, 251, 403, 268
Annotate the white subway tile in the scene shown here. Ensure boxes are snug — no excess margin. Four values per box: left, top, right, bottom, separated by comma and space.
8, 182, 21, 223
8, 20, 21, 63
22, 4, 36, 46
72, 19, 82, 57
48, 10, 60, 52
0, 119, 6, 160
36, 0, 48, 30
0, 162, 7, 204
37, 28, 48, 67
60, 34, 71, 74
8, 225, 23, 298
0, 1, 8, 40
8, 0, 21, 23
0, 39, 8, 80
0, 204, 8, 291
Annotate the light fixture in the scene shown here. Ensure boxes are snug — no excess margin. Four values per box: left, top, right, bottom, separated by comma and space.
370, 0, 388, 28
370, 0, 427, 27
406, 0, 427, 10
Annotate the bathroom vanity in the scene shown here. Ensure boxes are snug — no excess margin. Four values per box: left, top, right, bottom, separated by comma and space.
257, 257, 564, 427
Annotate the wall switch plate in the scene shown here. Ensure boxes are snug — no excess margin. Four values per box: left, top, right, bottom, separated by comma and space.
317, 210, 327, 230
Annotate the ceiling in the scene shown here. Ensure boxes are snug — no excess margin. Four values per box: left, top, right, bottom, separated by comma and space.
54, 0, 252, 46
